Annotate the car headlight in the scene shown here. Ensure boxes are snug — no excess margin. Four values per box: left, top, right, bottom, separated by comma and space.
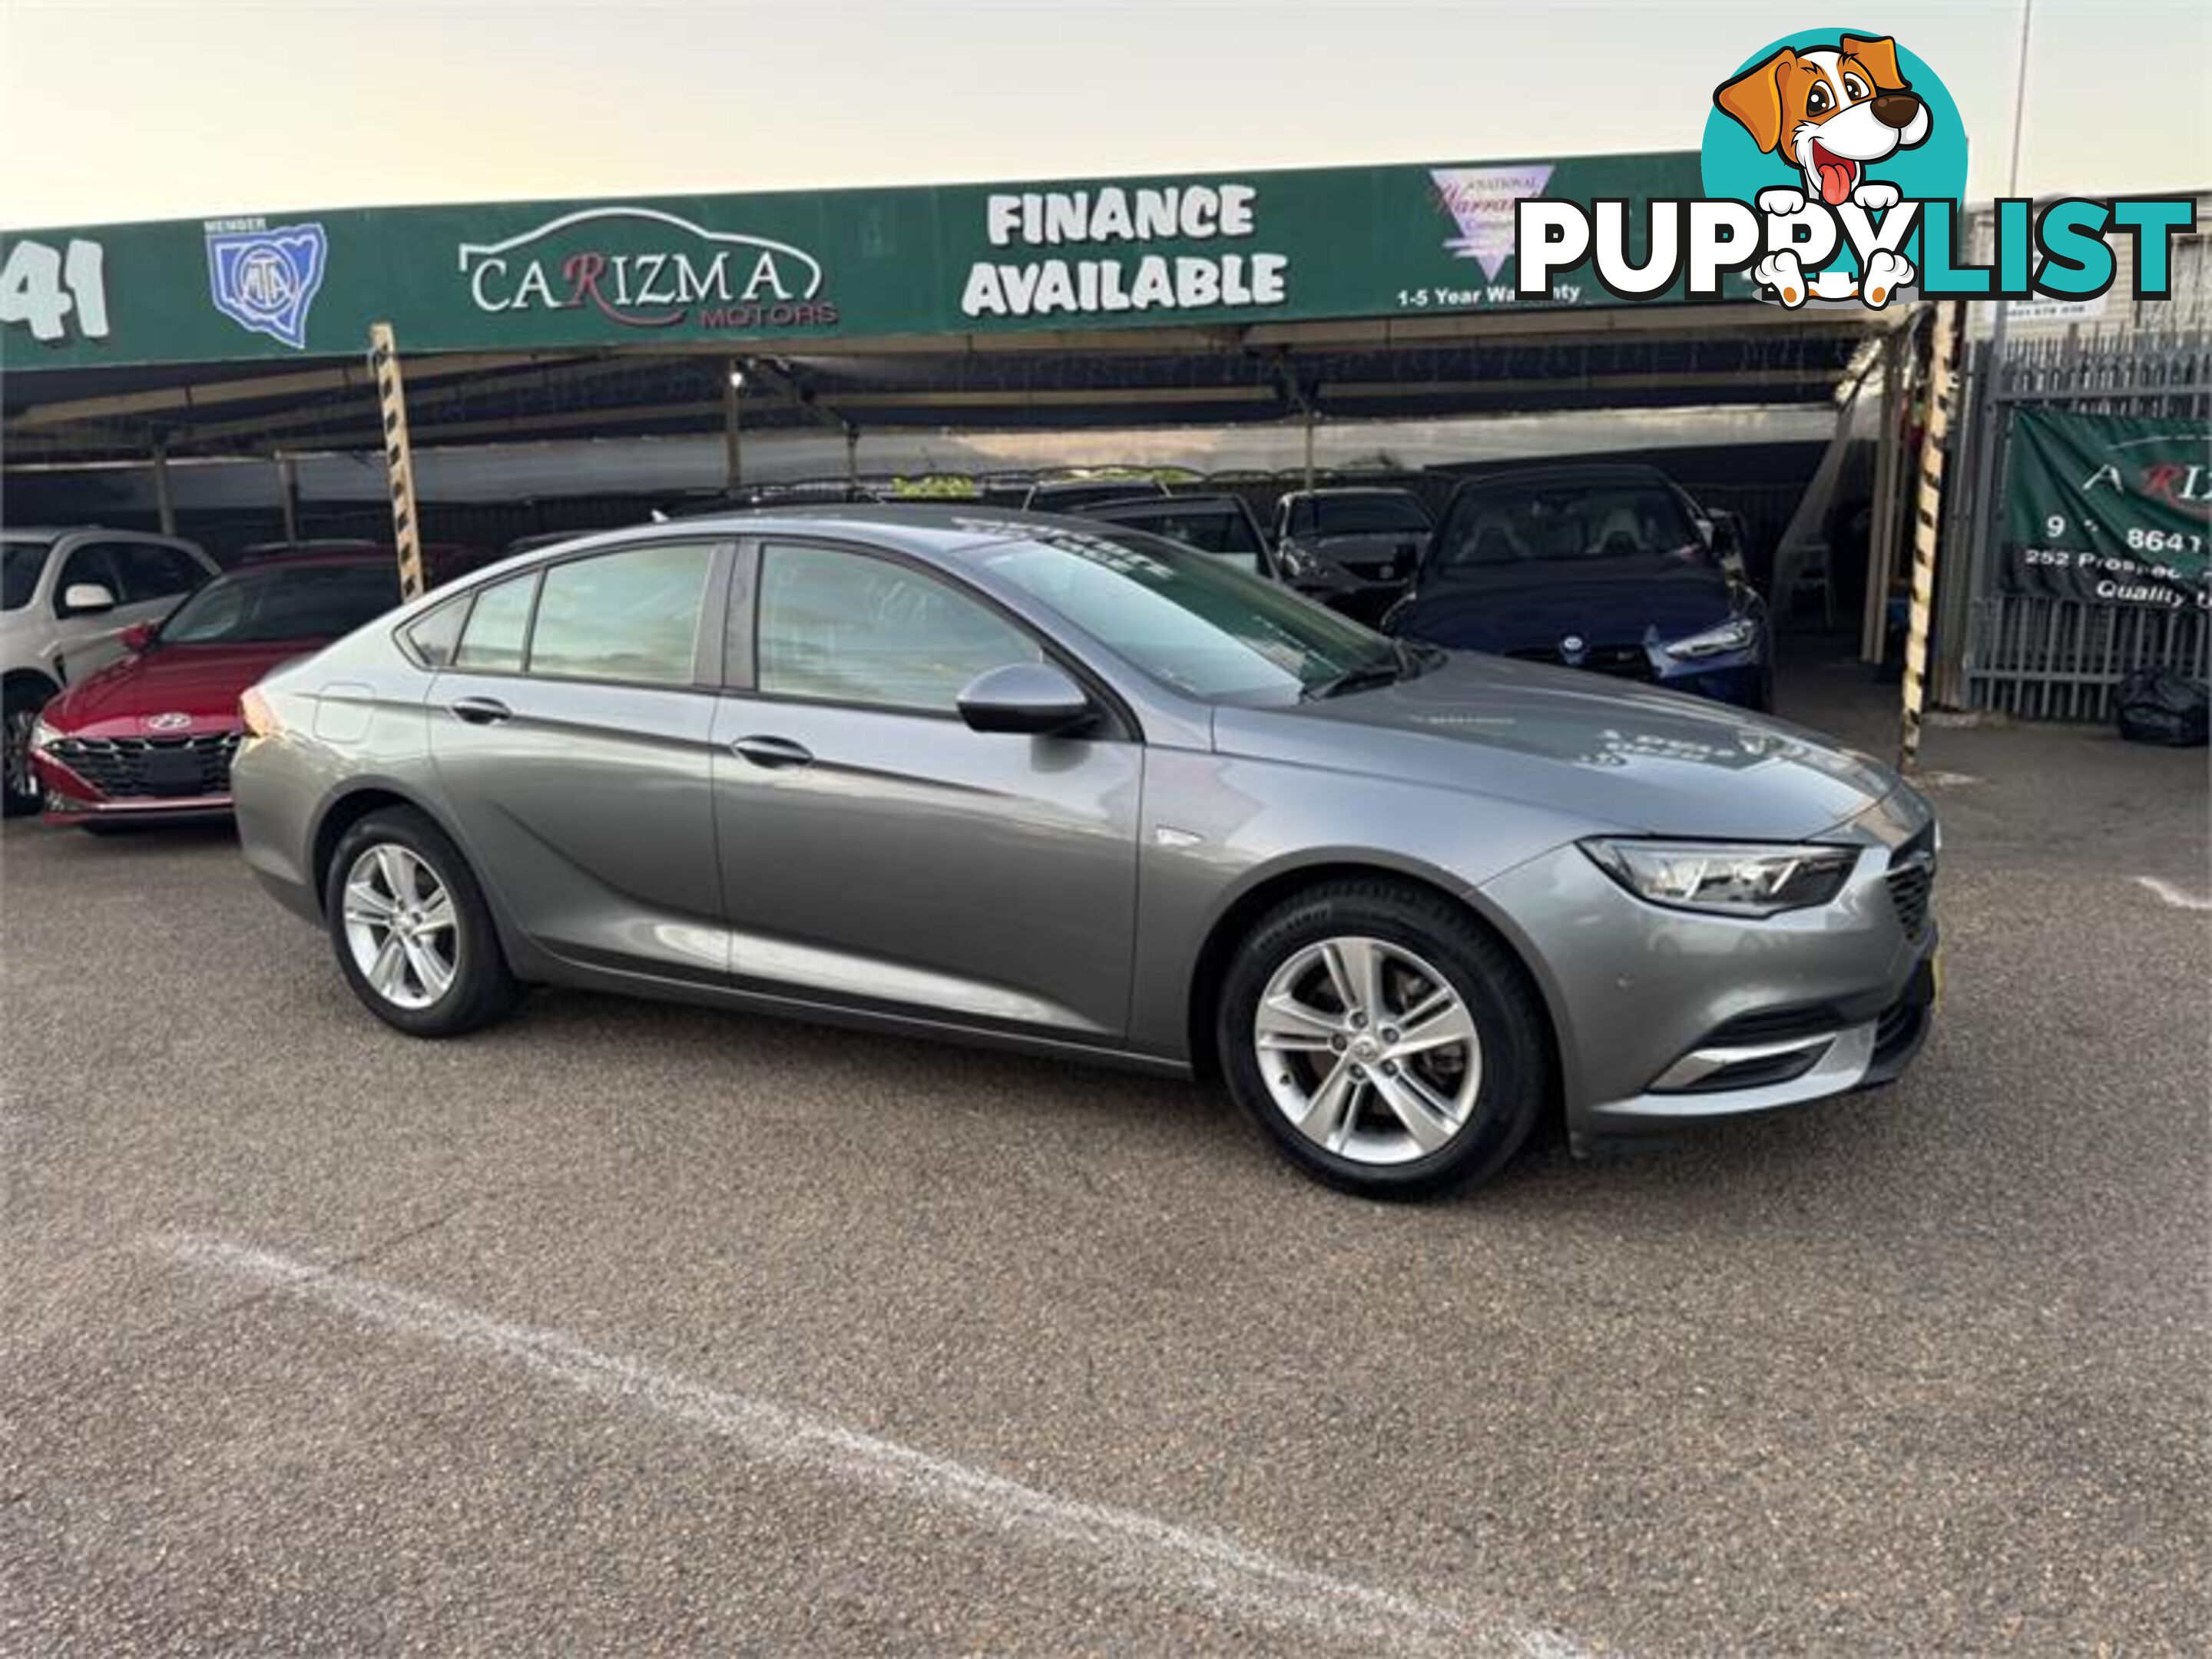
1664, 617, 1758, 660
28, 717, 59, 754
1581, 839, 1859, 916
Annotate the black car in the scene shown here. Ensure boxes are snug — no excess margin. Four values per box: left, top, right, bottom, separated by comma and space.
1384, 464, 1772, 710
1270, 488, 1434, 621
1072, 493, 1277, 578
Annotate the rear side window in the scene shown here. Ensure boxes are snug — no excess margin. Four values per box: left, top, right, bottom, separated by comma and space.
2, 541, 48, 611
528, 543, 714, 685
454, 573, 536, 672
402, 598, 469, 668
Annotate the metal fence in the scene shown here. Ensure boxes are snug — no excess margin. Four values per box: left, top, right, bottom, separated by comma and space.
1948, 325, 2210, 720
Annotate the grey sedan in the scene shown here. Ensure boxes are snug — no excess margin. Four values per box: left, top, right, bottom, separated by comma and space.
233, 508, 1938, 1197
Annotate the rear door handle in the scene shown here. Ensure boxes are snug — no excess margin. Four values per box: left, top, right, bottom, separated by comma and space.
449, 696, 512, 726
732, 733, 813, 770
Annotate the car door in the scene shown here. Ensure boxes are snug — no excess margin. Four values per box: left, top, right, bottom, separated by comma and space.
427, 538, 734, 984
46, 540, 143, 683
711, 538, 1142, 1041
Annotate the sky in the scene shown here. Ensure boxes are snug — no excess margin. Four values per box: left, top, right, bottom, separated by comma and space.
2, 0, 2207, 229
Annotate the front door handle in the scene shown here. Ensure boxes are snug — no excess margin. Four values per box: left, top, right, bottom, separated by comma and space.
732, 733, 813, 770
449, 696, 512, 726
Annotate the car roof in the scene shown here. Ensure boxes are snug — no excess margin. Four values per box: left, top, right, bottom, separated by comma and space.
1446, 462, 1677, 492
223, 548, 397, 571
1084, 493, 1246, 512
504, 505, 1147, 566
2, 526, 193, 541
1281, 486, 1426, 499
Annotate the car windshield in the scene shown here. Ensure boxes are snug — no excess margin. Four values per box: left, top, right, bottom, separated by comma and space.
159, 562, 400, 644
1302, 495, 1432, 536
975, 525, 1411, 703
1428, 479, 1705, 578
2, 539, 51, 611
1094, 503, 1265, 570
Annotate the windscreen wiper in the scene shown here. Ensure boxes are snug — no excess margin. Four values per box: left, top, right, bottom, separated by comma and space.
1303, 655, 1407, 700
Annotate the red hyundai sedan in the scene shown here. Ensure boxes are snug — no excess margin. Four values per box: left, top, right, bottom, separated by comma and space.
28, 552, 410, 828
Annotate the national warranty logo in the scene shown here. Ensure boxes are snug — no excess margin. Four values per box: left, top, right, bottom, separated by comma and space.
205, 219, 327, 349
1514, 26, 2196, 312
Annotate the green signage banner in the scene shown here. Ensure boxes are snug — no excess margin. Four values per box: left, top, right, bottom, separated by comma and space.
1, 152, 1732, 372
2002, 409, 2212, 608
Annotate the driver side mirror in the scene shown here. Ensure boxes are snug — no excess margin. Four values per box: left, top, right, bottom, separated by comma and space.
119, 621, 159, 653
957, 661, 1096, 736
61, 581, 117, 616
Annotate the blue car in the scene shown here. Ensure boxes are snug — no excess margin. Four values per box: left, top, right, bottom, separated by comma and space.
1382, 464, 1773, 711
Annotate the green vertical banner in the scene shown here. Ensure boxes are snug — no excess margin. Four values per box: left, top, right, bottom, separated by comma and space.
2002, 409, 2212, 608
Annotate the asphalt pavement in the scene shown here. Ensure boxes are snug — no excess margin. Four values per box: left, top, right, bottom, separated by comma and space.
3, 667, 2206, 1656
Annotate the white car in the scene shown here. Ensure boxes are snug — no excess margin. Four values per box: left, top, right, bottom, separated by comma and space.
3, 527, 220, 816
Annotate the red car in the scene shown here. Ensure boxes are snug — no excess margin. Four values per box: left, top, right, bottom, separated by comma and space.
28, 552, 411, 827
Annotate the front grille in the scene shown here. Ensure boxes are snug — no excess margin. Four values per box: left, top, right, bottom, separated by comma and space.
44, 732, 240, 800
1507, 644, 1654, 681
1885, 824, 1937, 940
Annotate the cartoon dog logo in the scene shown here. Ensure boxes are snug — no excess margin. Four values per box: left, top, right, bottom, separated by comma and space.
1714, 34, 1929, 306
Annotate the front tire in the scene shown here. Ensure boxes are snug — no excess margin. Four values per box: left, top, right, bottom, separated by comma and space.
324, 806, 519, 1037
4, 682, 52, 819
1217, 879, 1549, 1198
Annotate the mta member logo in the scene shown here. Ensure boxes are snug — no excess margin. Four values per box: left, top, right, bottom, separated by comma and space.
457, 207, 836, 333
205, 220, 327, 349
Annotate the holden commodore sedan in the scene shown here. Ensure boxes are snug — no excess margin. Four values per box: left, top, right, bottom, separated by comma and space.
231, 508, 1938, 1197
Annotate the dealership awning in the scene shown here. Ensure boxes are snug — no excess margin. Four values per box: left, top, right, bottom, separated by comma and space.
2, 150, 1892, 470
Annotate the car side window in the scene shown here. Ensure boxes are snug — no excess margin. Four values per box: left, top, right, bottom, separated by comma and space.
52, 545, 120, 614
756, 543, 1041, 714
527, 542, 715, 686
453, 572, 537, 672
402, 597, 470, 669
106, 542, 207, 603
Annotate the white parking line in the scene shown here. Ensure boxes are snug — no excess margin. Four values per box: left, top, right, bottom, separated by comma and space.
2133, 876, 2212, 912
162, 1235, 1583, 1659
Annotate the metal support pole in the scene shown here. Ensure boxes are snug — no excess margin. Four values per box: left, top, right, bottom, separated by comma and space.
1302, 405, 1316, 493
723, 359, 744, 491
1899, 303, 1963, 773
151, 439, 177, 537
845, 425, 859, 491
276, 452, 300, 541
369, 323, 426, 601
1863, 329, 1905, 663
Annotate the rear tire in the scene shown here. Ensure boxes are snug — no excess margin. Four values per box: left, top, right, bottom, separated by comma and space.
1217, 879, 1549, 1198
324, 806, 519, 1037
4, 682, 51, 819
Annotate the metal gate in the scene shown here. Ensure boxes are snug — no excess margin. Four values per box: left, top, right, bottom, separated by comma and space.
1943, 325, 2210, 720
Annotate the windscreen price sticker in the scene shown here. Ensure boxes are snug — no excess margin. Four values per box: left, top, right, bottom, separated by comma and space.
1, 237, 111, 343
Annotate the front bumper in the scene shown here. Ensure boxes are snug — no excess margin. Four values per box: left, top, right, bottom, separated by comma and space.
40, 787, 233, 826
1477, 791, 1938, 1146
32, 730, 243, 824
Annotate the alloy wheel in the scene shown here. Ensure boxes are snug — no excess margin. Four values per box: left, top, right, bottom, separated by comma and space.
1253, 935, 1483, 1166
341, 843, 459, 1011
